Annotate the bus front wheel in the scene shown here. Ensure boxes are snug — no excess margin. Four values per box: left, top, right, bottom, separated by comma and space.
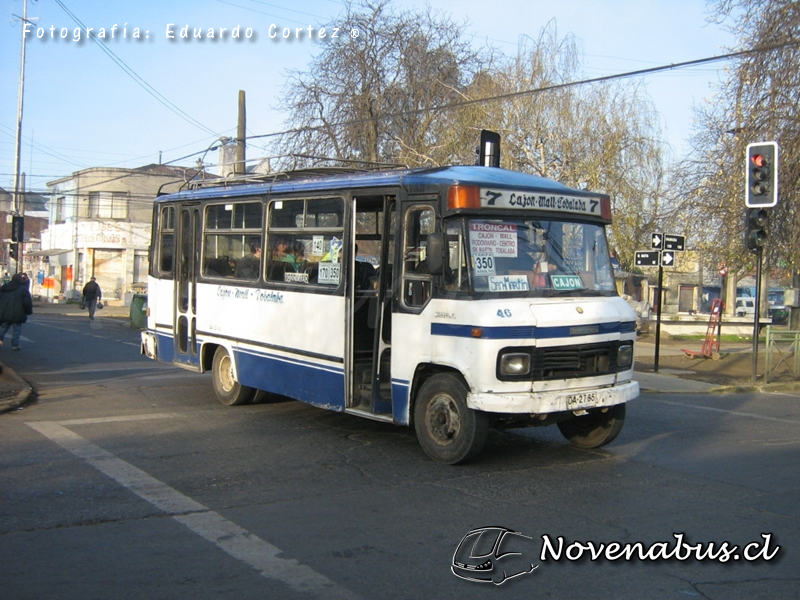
413, 373, 488, 464
557, 404, 626, 449
212, 347, 255, 406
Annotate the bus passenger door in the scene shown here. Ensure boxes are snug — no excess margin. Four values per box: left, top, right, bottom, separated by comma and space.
174, 204, 201, 368
349, 197, 395, 417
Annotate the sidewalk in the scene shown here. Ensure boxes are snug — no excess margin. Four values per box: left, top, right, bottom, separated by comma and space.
0, 301, 134, 414
31, 300, 132, 319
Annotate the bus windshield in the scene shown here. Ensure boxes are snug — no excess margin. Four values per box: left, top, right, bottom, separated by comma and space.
447, 217, 616, 296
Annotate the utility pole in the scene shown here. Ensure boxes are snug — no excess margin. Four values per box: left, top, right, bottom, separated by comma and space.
235, 90, 246, 175
12, 0, 30, 273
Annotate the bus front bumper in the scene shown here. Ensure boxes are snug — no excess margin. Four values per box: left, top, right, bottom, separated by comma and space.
466, 380, 639, 415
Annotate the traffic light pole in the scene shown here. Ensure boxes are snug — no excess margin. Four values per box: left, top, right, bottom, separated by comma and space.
751, 246, 762, 384
744, 141, 778, 383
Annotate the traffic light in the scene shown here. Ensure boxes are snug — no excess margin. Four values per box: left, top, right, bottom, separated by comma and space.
746, 142, 779, 207
8, 243, 18, 260
746, 207, 769, 251
11, 215, 24, 243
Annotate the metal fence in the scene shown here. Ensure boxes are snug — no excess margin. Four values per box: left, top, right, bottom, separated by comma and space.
765, 327, 800, 383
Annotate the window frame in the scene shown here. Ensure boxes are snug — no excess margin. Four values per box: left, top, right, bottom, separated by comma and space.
201, 199, 265, 281
264, 196, 346, 290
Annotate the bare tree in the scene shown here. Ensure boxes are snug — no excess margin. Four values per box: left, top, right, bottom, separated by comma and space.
273, 7, 670, 271
474, 24, 670, 270
686, 0, 800, 301
274, 0, 488, 167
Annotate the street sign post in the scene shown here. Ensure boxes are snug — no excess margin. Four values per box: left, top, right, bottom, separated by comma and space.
663, 234, 685, 251
637, 232, 687, 372
651, 233, 663, 250
635, 251, 660, 267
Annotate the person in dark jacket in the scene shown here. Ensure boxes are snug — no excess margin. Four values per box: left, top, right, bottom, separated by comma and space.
82, 276, 102, 320
0, 272, 33, 351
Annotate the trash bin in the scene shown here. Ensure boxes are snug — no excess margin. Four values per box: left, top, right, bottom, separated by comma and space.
130, 294, 148, 329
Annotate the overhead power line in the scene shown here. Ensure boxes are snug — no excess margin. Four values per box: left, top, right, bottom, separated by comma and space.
245, 41, 800, 143
53, 0, 221, 138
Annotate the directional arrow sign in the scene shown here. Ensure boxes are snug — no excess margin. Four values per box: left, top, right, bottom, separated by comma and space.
663, 234, 685, 251
635, 251, 661, 266
651, 233, 663, 249
661, 250, 676, 267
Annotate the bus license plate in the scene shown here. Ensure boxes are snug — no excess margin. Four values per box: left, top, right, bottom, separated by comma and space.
566, 391, 598, 409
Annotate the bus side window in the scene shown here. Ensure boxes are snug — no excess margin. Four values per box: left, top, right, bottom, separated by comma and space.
158, 206, 175, 275
402, 206, 435, 308
266, 198, 345, 288
202, 201, 263, 281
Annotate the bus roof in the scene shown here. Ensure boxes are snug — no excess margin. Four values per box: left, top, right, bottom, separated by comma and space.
156, 165, 601, 203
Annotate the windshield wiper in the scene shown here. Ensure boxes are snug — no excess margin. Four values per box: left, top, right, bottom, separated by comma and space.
544, 288, 605, 297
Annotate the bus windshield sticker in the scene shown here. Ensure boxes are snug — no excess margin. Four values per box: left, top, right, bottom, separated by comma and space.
473, 253, 496, 276
285, 271, 309, 284
329, 236, 343, 262
488, 275, 529, 292
318, 262, 341, 285
312, 235, 325, 256
469, 222, 518, 259
551, 275, 584, 290
480, 189, 601, 216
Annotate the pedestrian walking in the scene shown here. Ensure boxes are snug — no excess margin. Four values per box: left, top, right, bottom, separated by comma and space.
82, 276, 103, 320
0, 272, 33, 351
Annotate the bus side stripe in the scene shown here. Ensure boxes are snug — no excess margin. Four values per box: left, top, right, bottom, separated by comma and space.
430, 322, 636, 339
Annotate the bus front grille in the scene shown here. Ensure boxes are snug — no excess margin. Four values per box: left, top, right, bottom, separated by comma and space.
498, 341, 628, 382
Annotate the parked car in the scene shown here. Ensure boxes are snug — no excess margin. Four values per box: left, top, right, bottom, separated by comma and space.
735, 297, 755, 317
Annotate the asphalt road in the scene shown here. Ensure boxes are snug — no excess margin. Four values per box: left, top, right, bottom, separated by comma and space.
1, 312, 798, 599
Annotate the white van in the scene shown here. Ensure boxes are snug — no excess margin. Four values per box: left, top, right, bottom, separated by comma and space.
735, 297, 755, 317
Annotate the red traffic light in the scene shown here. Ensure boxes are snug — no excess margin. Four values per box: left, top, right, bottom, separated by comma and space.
745, 141, 779, 208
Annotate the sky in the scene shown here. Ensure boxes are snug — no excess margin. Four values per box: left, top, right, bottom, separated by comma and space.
0, 0, 737, 196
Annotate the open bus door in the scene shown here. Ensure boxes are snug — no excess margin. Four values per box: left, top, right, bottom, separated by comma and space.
349, 196, 395, 419
174, 204, 201, 368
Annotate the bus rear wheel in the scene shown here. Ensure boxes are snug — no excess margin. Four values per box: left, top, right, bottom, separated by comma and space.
557, 404, 626, 449
413, 373, 488, 465
212, 346, 255, 406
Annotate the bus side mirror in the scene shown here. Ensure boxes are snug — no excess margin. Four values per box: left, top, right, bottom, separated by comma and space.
426, 232, 445, 275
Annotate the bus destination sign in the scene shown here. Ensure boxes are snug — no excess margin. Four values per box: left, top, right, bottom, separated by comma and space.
480, 189, 602, 216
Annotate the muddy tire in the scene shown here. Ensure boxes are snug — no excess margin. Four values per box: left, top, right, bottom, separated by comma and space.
413, 373, 489, 464
211, 346, 255, 406
558, 404, 626, 449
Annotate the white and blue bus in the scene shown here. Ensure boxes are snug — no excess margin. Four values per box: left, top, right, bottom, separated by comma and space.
141, 162, 639, 463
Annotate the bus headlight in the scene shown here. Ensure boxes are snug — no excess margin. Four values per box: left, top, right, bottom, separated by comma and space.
499, 352, 531, 376
617, 344, 633, 368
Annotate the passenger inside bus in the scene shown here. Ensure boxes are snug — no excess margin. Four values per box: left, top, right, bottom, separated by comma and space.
272, 237, 290, 261
355, 244, 377, 290
234, 242, 262, 279
283, 241, 305, 271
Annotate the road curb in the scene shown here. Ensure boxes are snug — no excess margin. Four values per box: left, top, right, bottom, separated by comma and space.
0, 363, 34, 414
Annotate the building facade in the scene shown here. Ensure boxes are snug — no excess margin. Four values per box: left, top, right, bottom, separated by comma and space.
41, 165, 188, 304
0, 185, 49, 282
